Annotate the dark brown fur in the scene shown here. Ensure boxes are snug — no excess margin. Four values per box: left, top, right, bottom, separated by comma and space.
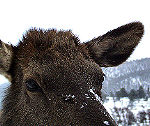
0, 22, 144, 125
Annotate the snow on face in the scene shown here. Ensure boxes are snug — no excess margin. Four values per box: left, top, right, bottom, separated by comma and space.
89, 88, 102, 103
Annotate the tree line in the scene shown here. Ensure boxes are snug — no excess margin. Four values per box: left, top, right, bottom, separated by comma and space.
113, 86, 150, 100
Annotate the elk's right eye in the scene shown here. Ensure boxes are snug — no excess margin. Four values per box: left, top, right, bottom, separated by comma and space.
25, 79, 42, 92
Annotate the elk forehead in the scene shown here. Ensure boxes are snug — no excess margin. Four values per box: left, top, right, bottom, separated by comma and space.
18, 29, 80, 77
22, 46, 104, 92
17, 29, 79, 63
18, 29, 104, 96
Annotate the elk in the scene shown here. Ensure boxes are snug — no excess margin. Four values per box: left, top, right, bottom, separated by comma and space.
0, 22, 144, 125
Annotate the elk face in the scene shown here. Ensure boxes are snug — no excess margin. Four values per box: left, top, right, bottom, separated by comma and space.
0, 22, 144, 125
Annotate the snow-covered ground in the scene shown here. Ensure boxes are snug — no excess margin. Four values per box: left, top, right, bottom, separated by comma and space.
104, 97, 150, 126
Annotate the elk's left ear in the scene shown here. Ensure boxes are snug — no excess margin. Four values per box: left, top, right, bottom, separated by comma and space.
0, 40, 13, 81
85, 22, 144, 67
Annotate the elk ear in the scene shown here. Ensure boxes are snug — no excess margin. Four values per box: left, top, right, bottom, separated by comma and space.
85, 22, 144, 67
0, 40, 13, 81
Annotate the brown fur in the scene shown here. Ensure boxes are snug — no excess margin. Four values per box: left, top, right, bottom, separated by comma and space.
0, 22, 144, 125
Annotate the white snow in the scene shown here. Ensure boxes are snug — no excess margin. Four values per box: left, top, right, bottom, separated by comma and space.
89, 88, 102, 103
103, 97, 150, 125
0, 75, 9, 85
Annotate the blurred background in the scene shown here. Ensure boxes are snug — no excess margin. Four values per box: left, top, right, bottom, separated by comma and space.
0, 0, 150, 125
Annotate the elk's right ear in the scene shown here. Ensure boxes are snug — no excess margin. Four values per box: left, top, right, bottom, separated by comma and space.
0, 40, 13, 81
83, 22, 144, 67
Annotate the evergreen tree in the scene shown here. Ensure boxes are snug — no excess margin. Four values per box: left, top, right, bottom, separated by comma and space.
110, 91, 114, 97
128, 89, 137, 101
116, 90, 121, 99
147, 86, 150, 97
120, 88, 128, 97
137, 86, 146, 99
116, 88, 128, 99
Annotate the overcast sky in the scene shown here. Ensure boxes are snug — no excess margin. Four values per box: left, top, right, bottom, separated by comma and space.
0, 0, 150, 84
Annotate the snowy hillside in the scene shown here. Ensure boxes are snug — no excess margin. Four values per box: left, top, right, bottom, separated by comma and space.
102, 58, 150, 94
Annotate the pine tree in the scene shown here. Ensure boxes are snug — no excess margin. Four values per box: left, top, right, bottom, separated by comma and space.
116, 91, 121, 99
110, 91, 114, 97
115, 88, 128, 99
137, 86, 146, 99
120, 88, 128, 97
128, 89, 137, 101
147, 86, 150, 97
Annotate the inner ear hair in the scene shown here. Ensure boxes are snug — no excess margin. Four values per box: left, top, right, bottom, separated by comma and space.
84, 22, 144, 67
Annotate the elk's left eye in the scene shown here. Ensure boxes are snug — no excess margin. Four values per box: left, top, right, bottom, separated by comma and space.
25, 79, 42, 92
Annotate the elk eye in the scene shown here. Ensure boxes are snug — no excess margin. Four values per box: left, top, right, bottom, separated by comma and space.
25, 79, 42, 92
